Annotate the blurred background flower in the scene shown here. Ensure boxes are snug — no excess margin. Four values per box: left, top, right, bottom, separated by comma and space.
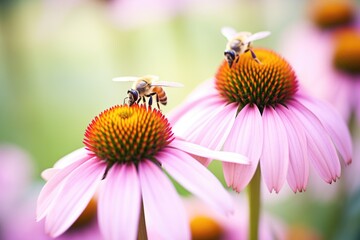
1, 0, 360, 239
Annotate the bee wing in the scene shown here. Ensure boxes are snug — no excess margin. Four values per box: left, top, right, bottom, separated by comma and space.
244, 31, 271, 44
112, 76, 141, 82
151, 81, 184, 88
221, 26, 238, 40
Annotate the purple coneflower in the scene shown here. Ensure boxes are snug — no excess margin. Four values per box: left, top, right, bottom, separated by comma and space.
170, 48, 352, 194
281, 0, 360, 124
169, 47, 352, 240
36, 104, 248, 239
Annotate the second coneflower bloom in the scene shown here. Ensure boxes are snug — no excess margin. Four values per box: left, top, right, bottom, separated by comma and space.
170, 48, 352, 193
37, 104, 249, 240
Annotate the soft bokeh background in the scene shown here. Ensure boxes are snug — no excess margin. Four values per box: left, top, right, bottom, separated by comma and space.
1, 0, 360, 239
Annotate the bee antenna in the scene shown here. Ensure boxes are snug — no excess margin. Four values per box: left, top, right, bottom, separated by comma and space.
123, 96, 129, 105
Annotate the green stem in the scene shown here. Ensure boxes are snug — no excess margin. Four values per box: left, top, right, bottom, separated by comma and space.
137, 200, 148, 240
248, 166, 261, 240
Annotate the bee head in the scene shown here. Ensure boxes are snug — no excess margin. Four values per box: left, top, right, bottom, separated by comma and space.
127, 89, 139, 106
224, 50, 237, 68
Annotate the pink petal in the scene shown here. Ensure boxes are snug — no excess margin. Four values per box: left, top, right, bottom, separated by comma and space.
98, 164, 141, 240
41, 168, 60, 181
289, 99, 341, 183
276, 105, 309, 192
138, 160, 190, 240
54, 147, 92, 168
169, 139, 249, 164
222, 104, 263, 192
44, 158, 106, 237
260, 107, 289, 193
158, 148, 234, 215
298, 94, 352, 165
171, 95, 228, 143
355, 81, 360, 124
170, 93, 236, 166
189, 103, 237, 149
169, 92, 222, 131
37, 155, 91, 221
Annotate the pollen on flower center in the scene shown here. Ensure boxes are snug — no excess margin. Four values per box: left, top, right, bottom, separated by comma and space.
333, 28, 360, 75
215, 48, 298, 112
190, 215, 224, 240
310, 0, 355, 30
83, 105, 173, 165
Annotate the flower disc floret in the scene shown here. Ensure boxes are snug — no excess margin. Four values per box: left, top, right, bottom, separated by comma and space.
333, 29, 360, 75
310, 0, 355, 30
83, 105, 173, 165
215, 49, 298, 112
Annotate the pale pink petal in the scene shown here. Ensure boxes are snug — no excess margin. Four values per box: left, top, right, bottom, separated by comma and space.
170, 93, 236, 166
139, 160, 190, 240
289, 99, 341, 183
41, 168, 60, 181
36, 155, 91, 221
45, 158, 106, 237
170, 94, 226, 142
260, 107, 289, 193
168, 94, 224, 131
158, 148, 234, 215
189, 103, 238, 151
355, 81, 360, 124
54, 147, 92, 168
98, 164, 141, 240
169, 139, 249, 164
276, 105, 309, 192
222, 104, 263, 192
298, 94, 352, 165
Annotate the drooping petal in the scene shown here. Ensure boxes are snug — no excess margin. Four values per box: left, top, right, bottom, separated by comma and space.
170, 93, 237, 166
37, 155, 91, 221
54, 147, 93, 168
170, 93, 224, 140
298, 94, 352, 165
276, 105, 309, 192
169, 139, 249, 165
222, 104, 263, 192
139, 160, 190, 240
289, 99, 341, 183
260, 106, 289, 193
158, 148, 234, 215
98, 163, 141, 240
44, 158, 106, 237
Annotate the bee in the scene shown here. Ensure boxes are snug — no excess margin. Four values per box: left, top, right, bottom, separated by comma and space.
112, 75, 183, 109
221, 27, 271, 67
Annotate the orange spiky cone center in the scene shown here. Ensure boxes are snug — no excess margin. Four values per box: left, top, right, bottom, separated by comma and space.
215, 49, 298, 112
310, 0, 355, 30
190, 215, 224, 240
333, 28, 360, 75
83, 105, 173, 165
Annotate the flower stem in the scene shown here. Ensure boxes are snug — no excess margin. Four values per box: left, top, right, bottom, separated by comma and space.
248, 166, 261, 240
137, 199, 148, 240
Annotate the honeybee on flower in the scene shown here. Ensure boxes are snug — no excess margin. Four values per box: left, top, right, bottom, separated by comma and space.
221, 27, 271, 67
112, 75, 183, 109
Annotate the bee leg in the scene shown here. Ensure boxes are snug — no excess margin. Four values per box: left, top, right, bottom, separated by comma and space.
156, 94, 161, 110
148, 95, 153, 107
250, 49, 261, 64
142, 96, 146, 105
